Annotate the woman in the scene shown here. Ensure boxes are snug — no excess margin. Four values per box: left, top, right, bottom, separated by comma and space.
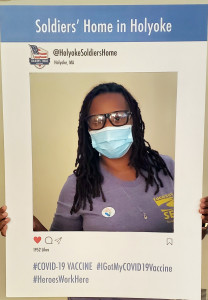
0, 82, 208, 300
50, 82, 174, 233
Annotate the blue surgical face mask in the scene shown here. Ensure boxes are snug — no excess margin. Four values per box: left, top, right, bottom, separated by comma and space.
89, 125, 133, 159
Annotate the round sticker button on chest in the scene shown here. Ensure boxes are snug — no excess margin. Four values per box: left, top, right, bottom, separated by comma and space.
102, 207, 115, 218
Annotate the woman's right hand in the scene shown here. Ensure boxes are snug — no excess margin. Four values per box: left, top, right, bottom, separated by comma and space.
1, 206, 48, 236
0, 205, 10, 237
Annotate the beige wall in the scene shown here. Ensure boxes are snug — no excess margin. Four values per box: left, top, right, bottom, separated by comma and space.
0, 1, 208, 300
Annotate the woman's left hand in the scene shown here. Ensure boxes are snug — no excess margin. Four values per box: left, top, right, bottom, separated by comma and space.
200, 197, 208, 222
199, 197, 208, 239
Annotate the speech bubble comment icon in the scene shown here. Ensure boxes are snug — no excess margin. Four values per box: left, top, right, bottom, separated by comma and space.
45, 236, 53, 244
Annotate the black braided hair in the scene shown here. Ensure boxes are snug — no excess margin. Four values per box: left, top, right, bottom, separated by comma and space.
70, 82, 173, 214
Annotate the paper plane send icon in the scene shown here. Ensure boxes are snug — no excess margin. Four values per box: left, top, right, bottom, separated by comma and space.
55, 237, 62, 244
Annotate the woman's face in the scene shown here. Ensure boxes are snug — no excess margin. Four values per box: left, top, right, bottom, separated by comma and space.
88, 92, 134, 159
88, 92, 132, 130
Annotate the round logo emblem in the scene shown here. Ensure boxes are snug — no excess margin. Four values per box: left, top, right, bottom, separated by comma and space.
102, 207, 115, 218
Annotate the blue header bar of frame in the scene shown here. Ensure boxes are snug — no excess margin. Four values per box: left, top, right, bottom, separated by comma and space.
0, 5, 207, 42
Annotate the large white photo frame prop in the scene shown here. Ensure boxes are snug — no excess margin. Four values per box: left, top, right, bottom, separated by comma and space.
1, 5, 207, 299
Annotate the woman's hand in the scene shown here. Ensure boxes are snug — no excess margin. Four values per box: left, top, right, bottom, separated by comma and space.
0, 205, 10, 237
199, 197, 208, 239
200, 196, 208, 223
33, 215, 48, 231
0, 205, 47, 236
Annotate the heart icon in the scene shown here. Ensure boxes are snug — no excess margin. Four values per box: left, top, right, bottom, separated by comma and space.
34, 236, 41, 244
